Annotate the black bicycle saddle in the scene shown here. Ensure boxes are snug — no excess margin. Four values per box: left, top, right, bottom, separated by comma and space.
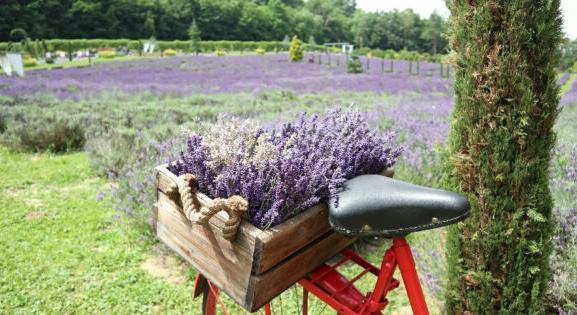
329, 175, 470, 236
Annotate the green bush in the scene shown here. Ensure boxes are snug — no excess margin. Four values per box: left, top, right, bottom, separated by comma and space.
347, 56, 363, 73
570, 61, 577, 73
289, 35, 303, 62
23, 57, 37, 67
99, 50, 116, 59
215, 48, 226, 56
255, 48, 265, 55
163, 49, 177, 56
85, 129, 138, 177
0, 114, 85, 152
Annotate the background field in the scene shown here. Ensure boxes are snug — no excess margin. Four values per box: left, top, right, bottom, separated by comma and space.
1, 53, 576, 313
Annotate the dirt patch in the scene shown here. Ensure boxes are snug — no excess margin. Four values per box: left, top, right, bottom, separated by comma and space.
25, 211, 47, 220
140, 255, 188, 285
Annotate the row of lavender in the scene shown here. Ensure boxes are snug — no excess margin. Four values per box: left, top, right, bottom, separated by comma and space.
0, 54, 452, 100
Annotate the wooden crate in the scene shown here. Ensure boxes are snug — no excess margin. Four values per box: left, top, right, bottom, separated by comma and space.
153, 164, 357, 312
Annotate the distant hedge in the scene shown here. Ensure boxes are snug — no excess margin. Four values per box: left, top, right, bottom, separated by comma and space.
0, 39, 327, 54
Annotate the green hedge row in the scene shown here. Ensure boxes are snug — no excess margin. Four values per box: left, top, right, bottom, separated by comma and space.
0, 39, 327, 54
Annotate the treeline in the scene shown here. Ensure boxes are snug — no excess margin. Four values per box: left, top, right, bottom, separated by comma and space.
0, 39, 327, 55
0, 0, 448, 54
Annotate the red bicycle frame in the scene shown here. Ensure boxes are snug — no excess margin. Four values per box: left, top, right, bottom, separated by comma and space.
298, 237, 428, 315
197, 237, 429, 315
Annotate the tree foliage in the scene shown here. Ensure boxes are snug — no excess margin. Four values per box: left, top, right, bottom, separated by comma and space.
289, 35, 303, 61
188, 19, 201, 54
0, 0, 450, 54
445, 0, 562, 313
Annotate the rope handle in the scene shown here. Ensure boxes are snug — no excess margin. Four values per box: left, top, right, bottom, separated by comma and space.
172, 173, 248, 241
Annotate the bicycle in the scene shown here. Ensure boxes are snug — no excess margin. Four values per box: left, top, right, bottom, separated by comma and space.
195, 174, 470, 315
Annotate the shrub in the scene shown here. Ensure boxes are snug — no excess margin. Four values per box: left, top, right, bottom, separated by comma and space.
570, 61, 577, 73
168, 110, 402, 229
289, 35, 303, 62
163, 48, 177, 56
255, 48, 265, 55
0, 114, 85, 152
112, 134, 185, 226
23, 57, 37, 67
347, 56, 363, 73
99, 50, 116, 59
445, 1, 561, 313
547, 207, 577, 313
85, 129, 137, 177
215, 48, 226, 56
45, 57, 54, 64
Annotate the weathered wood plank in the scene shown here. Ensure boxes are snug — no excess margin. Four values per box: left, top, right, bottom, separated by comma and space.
249, 232, 356, 311
156, 192, 257, 309
254, 204, 333, 274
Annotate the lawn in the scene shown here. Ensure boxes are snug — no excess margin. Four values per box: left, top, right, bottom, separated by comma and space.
0, 148, 199, 313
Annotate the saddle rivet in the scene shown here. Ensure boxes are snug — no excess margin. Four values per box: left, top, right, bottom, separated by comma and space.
432, 217, 439, 224
361, 224, 372, 232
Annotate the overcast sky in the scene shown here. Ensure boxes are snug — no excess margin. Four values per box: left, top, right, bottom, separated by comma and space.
356, 0, 577, 40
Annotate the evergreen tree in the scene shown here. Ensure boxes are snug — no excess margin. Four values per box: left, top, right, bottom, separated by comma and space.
289, 35, 303, 62
188, 19, 201, 55
445, 1, 562, 313
282, 34, 291, 50
143, 11, 156, 38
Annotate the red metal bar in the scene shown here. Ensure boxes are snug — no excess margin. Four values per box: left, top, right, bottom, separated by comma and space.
303, 288, 308, 315
392, 238, 429, 315
299, 278, 357, 315
207, 281, 230, 315
340, 248, 380, 276
361, 249, 396, 314
204, 281, 217, 315
309, 256, 350, 282
264, 303, 271, 315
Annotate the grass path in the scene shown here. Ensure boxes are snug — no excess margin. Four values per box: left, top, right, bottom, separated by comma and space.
0, 148, 197, 313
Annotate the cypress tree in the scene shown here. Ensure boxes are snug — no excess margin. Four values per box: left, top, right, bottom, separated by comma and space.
289, 35, 303, 62
188, 19, 201, 56
445, 1, 562, 313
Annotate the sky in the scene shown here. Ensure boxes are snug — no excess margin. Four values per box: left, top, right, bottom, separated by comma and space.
355, 0, 577, 40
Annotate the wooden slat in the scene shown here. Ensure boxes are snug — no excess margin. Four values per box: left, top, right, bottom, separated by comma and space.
155, 191, 257, 309
248, 232, 356, 311
254, 204, 333, 274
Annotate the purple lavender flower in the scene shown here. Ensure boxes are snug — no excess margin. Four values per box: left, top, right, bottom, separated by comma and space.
169, 109, 402, 229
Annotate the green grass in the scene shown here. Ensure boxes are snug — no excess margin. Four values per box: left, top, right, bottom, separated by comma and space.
560, 73, 577, 96
0, 148, 198, 313
24, 55, 161, 71
0, 147, 442, 314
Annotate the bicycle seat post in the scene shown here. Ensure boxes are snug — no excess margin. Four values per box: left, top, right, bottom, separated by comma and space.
392, 238, 429, 315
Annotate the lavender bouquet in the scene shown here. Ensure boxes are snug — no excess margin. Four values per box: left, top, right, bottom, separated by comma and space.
169, 109, 402, 229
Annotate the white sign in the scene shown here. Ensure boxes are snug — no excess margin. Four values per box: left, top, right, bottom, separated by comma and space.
143, 42, 156, 53
7, 53, 24, 77
342, 44, 354, 55
0, 55, 12, 76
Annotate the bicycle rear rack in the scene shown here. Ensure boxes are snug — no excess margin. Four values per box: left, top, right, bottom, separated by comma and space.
299, 238, 429, 315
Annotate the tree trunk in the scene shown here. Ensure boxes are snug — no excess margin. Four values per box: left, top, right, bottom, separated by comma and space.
445, 1, 561, 313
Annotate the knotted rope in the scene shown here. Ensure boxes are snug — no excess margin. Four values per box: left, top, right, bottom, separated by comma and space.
176, 174, 248, 241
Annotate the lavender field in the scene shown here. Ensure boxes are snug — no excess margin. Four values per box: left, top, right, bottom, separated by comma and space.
1, 54, 576, 313
0, 54, 451, 99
